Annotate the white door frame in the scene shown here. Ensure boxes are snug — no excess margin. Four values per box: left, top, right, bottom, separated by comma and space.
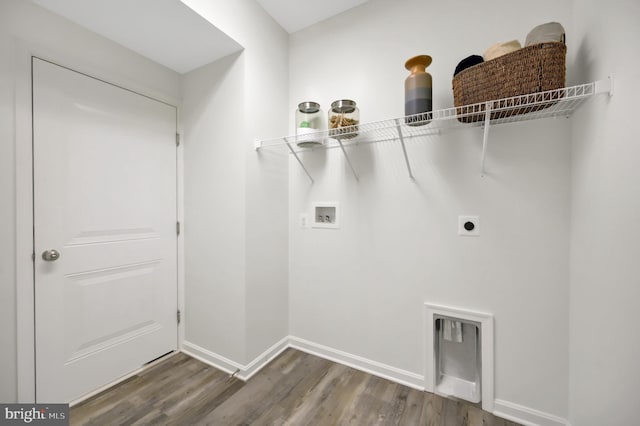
14, 42, 185, 403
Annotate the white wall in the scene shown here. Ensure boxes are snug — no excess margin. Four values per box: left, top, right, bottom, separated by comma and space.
569, 1, 640, 425
0, 0, 181, 402
183, 53, 248, 362
242, 14, 289, 362
0, 31, 18, 404
181, 0, 289, 366
288, 0, 573, 420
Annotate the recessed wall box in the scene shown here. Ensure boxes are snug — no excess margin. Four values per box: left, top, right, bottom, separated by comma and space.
425, 303, 494, 412
312, 202, 339, 229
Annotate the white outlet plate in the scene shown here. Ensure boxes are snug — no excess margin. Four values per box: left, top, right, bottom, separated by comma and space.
299, 213, 309, 228
458, 215, 480, 236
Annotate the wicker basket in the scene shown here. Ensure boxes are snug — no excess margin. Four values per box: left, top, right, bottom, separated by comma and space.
452, 42, 566, 123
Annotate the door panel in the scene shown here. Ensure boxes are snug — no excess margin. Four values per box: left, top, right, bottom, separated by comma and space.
33, 58, 177, 403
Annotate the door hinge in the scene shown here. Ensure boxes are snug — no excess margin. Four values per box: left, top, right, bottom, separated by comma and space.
176, 133, 181, 147
176, 221, 181, 236
31, 252, 35, 262
177, 309, 181, 324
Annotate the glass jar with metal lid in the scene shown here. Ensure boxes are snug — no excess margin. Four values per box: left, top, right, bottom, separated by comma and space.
328, 99, 359, 139
296, 101, 324, 147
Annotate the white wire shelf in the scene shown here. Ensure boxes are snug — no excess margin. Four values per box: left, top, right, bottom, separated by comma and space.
256, 78, 613, 182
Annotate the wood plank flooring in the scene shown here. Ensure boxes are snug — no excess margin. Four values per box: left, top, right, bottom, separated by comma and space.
70, 349, 521, 426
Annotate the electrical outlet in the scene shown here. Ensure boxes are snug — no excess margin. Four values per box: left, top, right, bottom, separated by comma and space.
458, 215, 480, 236
299, 213, 309, 228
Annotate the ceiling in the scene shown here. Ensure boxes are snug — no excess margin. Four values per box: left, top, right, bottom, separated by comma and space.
255, 0, 369, 34
32, 0, 243, 74
31, 0, 369, 74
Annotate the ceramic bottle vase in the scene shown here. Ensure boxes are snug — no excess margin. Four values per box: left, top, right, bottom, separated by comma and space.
404, 55, 433, 126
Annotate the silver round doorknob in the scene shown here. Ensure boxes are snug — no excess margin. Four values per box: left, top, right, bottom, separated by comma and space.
42, 249, 60, 261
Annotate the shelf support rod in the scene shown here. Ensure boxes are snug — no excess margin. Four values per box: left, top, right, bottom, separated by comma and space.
395, 119, 414, 179
284, 137, 314, 183
336, 139, 359, 181
480, 102, 492, 176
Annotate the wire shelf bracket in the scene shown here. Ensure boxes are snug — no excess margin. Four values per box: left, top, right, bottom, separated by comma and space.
395, 119, 415, 179
595, 76, 614, 97
284, 137, 314, 183
256, 78, 613, 182
336, 138, 359, 181
480, 102, 492, 176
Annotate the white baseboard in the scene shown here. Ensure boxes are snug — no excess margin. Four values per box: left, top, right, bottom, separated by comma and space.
288, 336, 425, 391
181, 341, 243, 377
238, 337, 290, 381
181, 336, 289, 382
184, 337, 569, 426
494, 399, 569, 426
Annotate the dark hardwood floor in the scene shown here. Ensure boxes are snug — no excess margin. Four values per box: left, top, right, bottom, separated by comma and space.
70, 349, 521, 426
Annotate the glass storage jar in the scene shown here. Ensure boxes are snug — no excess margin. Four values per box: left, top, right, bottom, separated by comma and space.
328, 99, 359, 139
296, 101, 324, 147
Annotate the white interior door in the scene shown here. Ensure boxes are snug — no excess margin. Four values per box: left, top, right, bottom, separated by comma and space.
32, 57, 178, 403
